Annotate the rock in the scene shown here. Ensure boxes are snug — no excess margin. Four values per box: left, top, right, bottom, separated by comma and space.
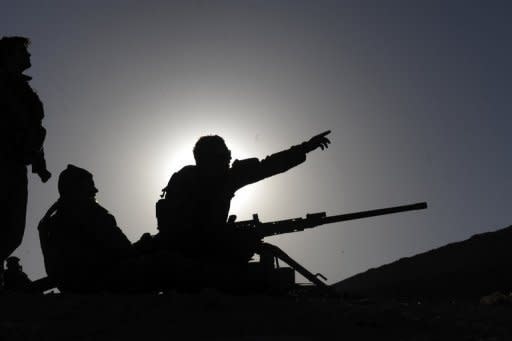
480, 292, 512, 305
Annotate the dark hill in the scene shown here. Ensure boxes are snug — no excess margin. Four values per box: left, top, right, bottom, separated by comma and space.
334, 225, 512, 298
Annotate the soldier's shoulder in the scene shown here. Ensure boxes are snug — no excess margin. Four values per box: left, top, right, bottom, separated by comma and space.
162, 165, 197, 196
38, 213, 58, 232
177, 164, 196, 173
38, 206, 68, 233
231, 158, 260, 170
89, 202, 114, 218
171, 165, 197, 181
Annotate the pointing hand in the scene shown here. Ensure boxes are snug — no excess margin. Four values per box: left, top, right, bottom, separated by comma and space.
304, 130, 331, 153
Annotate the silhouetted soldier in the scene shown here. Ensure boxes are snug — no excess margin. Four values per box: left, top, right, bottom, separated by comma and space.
3, 256, 32, 292
39, 165, 187, 293
0, 36, 51, 287
157, 131, 331, 289
38, 165, 133, 292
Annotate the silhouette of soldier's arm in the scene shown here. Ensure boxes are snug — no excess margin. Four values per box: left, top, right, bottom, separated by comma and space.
88, 205, 133, 258
2, 73, 51, 182
231, 131, 331, 189
37, 201, 61, 280
24, 94, 51, 182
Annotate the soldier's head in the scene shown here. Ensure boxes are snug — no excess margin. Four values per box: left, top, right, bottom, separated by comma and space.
0, 36, 31, 73
58, 164, 98, 201
5, 256, 22, 272
193, 135, 232, 174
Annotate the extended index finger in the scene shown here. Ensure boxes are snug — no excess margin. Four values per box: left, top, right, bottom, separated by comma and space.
317, 130, 331, 138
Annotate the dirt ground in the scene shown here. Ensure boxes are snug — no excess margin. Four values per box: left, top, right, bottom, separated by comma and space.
1, 292, 511, 340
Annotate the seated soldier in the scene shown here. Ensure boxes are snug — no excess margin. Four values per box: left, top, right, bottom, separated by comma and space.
156, 131, 331, 291
39, 164, 184, 293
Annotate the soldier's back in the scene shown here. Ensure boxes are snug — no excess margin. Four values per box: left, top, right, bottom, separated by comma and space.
39, 200, 132, 290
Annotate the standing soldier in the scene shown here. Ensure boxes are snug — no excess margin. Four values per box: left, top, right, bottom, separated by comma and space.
0, 36, 51, 288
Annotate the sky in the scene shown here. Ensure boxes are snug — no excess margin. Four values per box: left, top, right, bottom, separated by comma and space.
2, 0, 512, 284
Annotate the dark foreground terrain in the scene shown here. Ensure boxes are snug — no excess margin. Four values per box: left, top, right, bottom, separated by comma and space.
0, 291, 511, 340
3, 225, 512, 340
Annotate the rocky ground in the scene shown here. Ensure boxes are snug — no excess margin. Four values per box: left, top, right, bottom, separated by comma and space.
1, 291, 511, 340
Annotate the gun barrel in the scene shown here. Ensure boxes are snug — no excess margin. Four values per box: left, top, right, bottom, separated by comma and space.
322, 202, 427, 225
255, 202, 428, 238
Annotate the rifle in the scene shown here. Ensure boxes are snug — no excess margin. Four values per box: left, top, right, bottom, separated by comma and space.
230, 202, 428, 238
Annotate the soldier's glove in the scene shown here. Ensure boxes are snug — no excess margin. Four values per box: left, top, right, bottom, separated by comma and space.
36, 169, 52, 183
302, 130, 331, 153
31, 154, 52, 183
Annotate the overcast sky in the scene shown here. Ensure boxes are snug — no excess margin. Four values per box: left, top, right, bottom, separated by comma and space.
2, 1, 512, 283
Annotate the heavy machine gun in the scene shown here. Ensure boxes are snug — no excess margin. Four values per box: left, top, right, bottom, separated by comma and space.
227, 202, 428, 295
230, 202, 427, 238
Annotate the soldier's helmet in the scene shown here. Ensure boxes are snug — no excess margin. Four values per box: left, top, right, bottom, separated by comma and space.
58, 164, 98, 199
193, 135, 232, 170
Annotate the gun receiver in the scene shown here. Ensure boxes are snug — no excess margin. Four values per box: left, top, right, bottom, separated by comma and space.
231, 202, 428, 238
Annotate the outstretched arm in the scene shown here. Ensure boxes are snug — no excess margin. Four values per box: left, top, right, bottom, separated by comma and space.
232, 130, 332, 188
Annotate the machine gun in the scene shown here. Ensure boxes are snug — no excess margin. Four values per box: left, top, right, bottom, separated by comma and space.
230, 202, 427, 238
227, 202, 428, 295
